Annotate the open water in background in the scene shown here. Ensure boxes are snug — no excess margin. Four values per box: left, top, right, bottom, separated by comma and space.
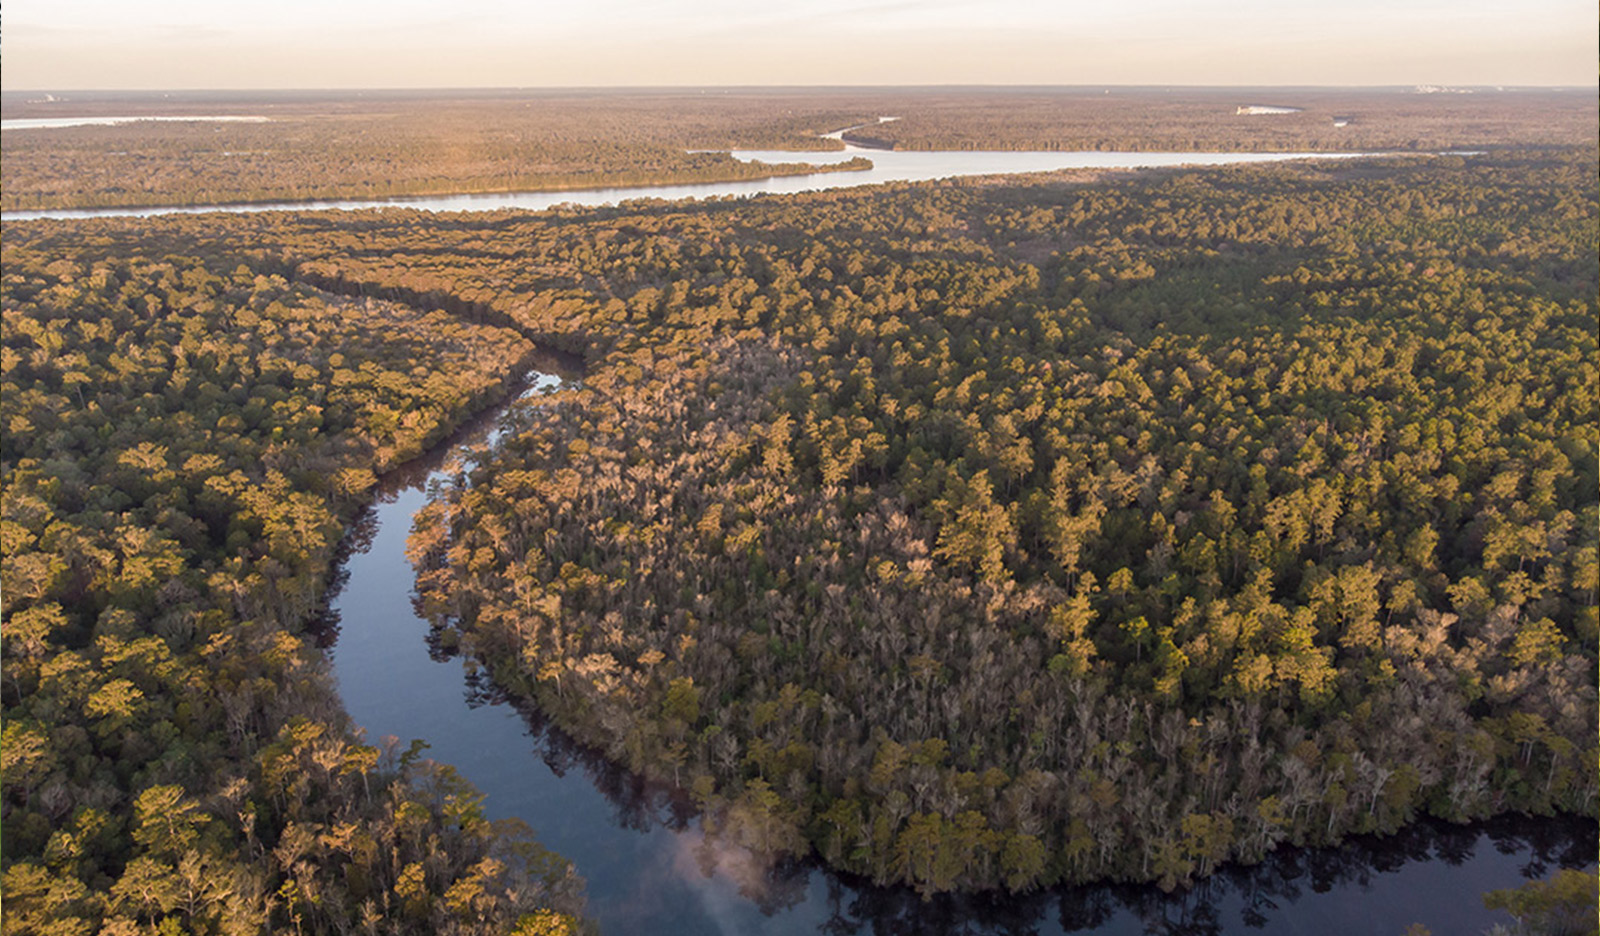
1, 115, 271, 130
1, 144, 1370, 221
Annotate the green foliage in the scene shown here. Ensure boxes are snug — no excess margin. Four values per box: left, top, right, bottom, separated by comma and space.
1483, 867, 1598, 936
387, 148, 1598, 893
6, 133, 1595, 908
0, 242, 588, 933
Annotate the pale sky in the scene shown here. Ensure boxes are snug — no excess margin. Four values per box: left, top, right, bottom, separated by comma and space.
4, 0, 1595, 88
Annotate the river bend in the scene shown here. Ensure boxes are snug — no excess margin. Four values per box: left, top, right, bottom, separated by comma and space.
2, 146, 1374, 222
326, 377, 1594, 936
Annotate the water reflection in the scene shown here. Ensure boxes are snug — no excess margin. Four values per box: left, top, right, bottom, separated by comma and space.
3, 148, 1376, 221
451, 649, 1595, 935
309, 347, 581, 650
324, 360, 1594, 936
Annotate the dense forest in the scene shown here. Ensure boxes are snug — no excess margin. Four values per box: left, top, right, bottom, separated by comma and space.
369, 150, 1592, 894
3, 131, 1594, 924
0, 240, 590, 933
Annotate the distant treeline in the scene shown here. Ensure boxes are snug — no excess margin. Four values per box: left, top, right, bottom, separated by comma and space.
835, 88, 1597, 153
1, 136, 869, 211
1, 92, 882, 210
6, 88, 1592, 213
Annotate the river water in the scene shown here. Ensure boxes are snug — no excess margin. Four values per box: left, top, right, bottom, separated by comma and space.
11, 130, 1583, 929
1, 115, 271, 130
1, 144, 1372, 222
326, 378, 1594, 936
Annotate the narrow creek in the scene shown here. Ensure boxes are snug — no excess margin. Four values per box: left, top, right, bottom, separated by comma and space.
323, 365, 1595, 936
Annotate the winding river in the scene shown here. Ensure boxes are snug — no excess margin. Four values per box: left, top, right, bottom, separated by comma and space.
326, 376, 1594, 936
9, 131, 1586, 930
1, 143, 1375, 222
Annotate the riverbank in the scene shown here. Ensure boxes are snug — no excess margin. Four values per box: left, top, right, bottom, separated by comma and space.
326, 359, 1597, 936
6, 88, 1588, 216
9, 143, 1593, 936
2, 148, 1375, 220
0, 153, 874, 215
390, 149, 1597, 905
0, 235, 593, 934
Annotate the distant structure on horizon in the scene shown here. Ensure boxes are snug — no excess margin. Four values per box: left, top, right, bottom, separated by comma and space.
1236, 105, 1303, 115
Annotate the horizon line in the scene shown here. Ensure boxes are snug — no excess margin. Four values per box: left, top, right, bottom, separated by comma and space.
6, 82, 1597, 95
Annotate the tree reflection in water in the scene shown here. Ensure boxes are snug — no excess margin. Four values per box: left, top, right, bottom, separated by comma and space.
445, 653, 1595, 935
318, 350, 582, 651
329, 355, 1591, 936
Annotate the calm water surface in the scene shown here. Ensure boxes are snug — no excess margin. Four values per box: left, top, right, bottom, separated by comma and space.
1, 115, 270, 130
327, 379, 1594, 936
2, 144, 1372, 221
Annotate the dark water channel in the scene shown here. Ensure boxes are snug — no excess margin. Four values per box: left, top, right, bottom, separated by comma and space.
323, 373, 1595, 935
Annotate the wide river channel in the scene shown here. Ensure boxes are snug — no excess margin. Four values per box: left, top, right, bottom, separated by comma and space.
4, 141, 1376, 221
9, 139, 1590, 931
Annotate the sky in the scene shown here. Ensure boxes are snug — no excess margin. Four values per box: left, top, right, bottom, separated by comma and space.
4, 0, 1595, 89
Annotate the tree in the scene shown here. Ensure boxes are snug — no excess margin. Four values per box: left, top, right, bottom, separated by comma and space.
1482, 867, 1598, 935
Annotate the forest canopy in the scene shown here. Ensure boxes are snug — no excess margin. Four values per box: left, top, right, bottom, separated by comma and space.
2, 134, 1595, 922
0, 237, 590, 934
381, 149, 1596, 894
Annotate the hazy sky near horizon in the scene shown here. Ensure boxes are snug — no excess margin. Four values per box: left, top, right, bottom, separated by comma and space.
5, 0, 1595, 89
